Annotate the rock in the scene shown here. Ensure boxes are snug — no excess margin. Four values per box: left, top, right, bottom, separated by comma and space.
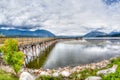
0, 65, 15, 74
97, 65, 117, 75
85, 76, 102, 80
19, 72, 35, 80
40, 71, 50, 76
60, 71, 70, 77
33, 70, 40, 75
52, 72, 59, 77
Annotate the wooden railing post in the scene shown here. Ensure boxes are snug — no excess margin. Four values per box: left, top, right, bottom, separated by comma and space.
22, 37, 24, 45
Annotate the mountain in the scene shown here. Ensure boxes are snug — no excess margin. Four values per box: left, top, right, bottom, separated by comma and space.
0, 29, 55, 37
109, 31, 120, 37
56, 35, 82, 39
84, 30, 108, 37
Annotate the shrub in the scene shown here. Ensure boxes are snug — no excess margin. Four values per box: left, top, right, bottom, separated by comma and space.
1, 39, 24, 73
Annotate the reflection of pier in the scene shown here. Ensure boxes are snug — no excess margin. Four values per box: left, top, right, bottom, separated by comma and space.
18, 38, 58, 66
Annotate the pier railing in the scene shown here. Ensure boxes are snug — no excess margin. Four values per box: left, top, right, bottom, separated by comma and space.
0, 37, 54, 46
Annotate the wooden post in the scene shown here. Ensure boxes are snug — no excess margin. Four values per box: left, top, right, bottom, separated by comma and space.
22, 38, 23, 45
26, 48, 30, 63
32, 46, 34, 60
27, 38, 28, 45
32, 38, 33, 44
35, 45, 37, 58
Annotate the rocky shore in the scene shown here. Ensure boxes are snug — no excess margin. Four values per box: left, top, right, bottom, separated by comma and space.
0, 56, 119, 80
22, 60, 110, 78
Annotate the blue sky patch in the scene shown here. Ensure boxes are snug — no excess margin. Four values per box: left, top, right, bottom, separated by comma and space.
103, 0, 120, 5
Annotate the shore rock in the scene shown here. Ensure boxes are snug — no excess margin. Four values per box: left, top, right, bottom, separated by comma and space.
85, 76, 102, 80
60, 71, 70, 77
19, 72, 35, 80
97, 65, 117, 75
0, 65, 15, 74
23, 59, 110, 78
52, 72, 59, 77
40, 71, 50, 76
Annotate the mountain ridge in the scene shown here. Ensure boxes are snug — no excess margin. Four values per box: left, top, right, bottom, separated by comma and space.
84, 30, 107, 37
0, 29, 55, 37
84, 30, 120, 37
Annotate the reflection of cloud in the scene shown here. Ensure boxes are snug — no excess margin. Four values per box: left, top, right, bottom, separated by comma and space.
43, 40, 120, 69
0, 0, 120, 35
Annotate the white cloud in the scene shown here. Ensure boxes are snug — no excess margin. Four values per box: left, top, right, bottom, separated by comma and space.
0, 0, 120, 35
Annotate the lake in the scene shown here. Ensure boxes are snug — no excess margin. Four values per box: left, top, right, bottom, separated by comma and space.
26, 38, 120, 69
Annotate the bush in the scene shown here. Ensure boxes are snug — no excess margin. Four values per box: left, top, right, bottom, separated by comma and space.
1, 39, 24, 73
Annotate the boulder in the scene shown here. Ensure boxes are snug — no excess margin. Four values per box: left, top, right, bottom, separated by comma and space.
0, 65, 15, 74
52, 72, 59, 77
19, 72, 35, 80
97, 65, 117, 75
85, 76, 102, 80
60, 71, 70, 77
40, 71, 50, 76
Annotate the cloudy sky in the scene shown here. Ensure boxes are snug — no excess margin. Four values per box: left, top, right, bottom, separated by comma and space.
0, 0, 120, 36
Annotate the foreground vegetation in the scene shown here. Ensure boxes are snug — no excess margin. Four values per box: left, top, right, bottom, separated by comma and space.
0, 39, 24, 73
0, 69, 18, 80
102, 57, 120, 80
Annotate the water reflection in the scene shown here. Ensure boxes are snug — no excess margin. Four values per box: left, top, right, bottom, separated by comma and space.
43, 39, 120, 69
26, 44, 55, 69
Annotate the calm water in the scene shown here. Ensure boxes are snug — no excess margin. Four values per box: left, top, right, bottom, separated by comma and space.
27, 38, 120, 69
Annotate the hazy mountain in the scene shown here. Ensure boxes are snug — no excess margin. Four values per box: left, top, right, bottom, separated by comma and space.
0, 29, 55, 37
84, 30, 108, 37
109, 31, 120, 37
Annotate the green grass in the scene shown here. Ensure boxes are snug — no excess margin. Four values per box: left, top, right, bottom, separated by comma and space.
101, 57, 120, 80
69, 68, 98, 80
0, 69, 18, 80
36, 75, 63, 80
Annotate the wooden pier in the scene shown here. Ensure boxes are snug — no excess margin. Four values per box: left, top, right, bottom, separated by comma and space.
19, 38, 58, 65
0, 37, 58, 66
0, 37, 82, 66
